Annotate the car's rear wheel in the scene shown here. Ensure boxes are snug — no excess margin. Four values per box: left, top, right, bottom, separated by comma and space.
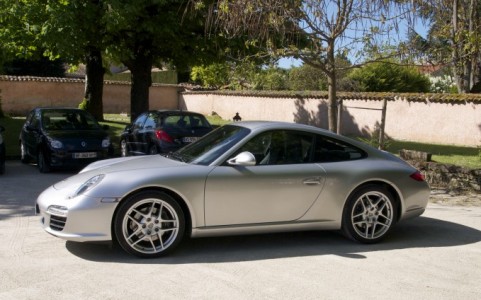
342, 185, 397, 243
37, 149, 51, 173
120, 140, 129, 157
0, 160, 4, 175
114, 191, 185, 258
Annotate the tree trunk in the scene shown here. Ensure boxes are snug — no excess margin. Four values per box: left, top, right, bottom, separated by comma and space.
126, 53, 153, 122
327, 74, 337, 133
84, 48, 104, 121
326, 40, 337, 133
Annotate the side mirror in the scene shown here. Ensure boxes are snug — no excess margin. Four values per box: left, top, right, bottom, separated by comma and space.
227, 151, 256, 166
25, 125, 37, 132
0, 125, 4, 133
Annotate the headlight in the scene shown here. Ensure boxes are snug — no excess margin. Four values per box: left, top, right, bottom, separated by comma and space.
102, 138, 110, 148
72, 174, 105, 198
48, 138, 63, 149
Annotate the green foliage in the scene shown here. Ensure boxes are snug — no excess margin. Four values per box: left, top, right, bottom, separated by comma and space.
358, 124, 391, 150
191, 63, 230, 88
348, 62, 431, 93
191, 61, 288, 90
3, 54, 65, 77
288, 65, 326, 91
78, 98, 88, 111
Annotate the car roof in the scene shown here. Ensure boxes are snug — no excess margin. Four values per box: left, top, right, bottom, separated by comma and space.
228, 121, 380, 154
152, 110, 205, 116
34, 107, 83, 111
229, 120, 331, 134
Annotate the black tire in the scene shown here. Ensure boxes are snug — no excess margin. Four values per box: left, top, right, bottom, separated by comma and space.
342, 185, 398, 244
37, 149, 51, 173
20, 141, 30, 163
114, 191, 185, 258
149, 145, 159, 155
120, 139, 129, 157
0, 161, 4, 175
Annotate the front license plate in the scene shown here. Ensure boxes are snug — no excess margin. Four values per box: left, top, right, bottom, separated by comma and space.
73, 152, 97, 159
182, 137, 199, 143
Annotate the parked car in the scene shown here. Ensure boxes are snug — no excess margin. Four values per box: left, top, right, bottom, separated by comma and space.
20, 107, 112, 173
120, 110, 212, 156
0, 125, 5, 175
36, 121, 430, 258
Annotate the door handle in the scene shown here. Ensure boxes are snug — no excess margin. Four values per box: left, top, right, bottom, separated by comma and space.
303, 177, 322, 185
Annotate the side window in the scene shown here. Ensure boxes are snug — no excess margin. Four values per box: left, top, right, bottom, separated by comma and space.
143, 113, 157, 129
30, 111, 40, 129
235, 130, 313, 165
133, 114, 148, 130
313, 135, 366, 163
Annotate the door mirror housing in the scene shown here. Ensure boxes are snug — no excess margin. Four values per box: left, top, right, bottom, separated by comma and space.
227, 151, 256, 166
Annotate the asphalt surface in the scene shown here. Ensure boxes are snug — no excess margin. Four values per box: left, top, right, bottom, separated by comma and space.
1, 161, 481, 299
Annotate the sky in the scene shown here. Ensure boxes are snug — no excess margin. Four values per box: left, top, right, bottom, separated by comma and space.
275, 3, 431, 70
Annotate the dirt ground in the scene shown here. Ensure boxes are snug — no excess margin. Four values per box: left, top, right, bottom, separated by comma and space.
429, 189, 481, 206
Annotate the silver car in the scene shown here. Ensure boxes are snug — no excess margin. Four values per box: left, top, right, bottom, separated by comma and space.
36, 121, 430, 258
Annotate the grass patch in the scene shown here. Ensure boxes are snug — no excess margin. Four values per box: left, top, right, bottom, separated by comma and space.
386, 140, 481, 169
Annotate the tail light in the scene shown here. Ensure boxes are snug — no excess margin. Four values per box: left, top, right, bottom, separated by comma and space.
410, 171, 425, 182
155, 130, 173, 143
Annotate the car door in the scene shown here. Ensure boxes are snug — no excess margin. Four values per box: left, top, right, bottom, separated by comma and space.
22, 110, 41, 158
127, 113, 148, 153
204, 130, 326, 226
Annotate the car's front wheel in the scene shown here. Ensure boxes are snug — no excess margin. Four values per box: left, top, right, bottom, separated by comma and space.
120, 140, 129, 157
342, 185, 397, 243
37, 149, 51, 173
114, 191, 185, 258
149, 145, 159, 155
20, 141, 30, 163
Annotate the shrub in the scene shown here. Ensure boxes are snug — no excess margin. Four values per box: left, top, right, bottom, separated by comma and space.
348, 62, 431, 92
78, 98, 88, 110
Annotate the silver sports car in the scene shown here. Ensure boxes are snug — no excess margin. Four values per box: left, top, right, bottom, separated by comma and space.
36, 121, 430, 258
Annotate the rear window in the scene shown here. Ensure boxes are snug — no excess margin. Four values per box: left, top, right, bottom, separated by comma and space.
313, 136, 366, 162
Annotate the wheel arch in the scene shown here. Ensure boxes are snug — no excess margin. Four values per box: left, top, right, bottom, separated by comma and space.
111, 186, 193, 240
345, 180, 403, 222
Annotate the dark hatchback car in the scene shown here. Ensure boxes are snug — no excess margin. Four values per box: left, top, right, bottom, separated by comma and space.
0, 125, 5, 174
19, 108, 112, 173
120, 110, 213, 156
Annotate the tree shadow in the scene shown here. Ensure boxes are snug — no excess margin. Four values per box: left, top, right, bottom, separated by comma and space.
65, 216, 481, 264
293, 97, 369, 137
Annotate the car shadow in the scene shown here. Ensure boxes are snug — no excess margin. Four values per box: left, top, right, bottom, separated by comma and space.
65, 216, 481, 263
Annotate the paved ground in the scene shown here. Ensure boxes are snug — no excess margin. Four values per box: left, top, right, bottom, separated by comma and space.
1, 161, 480, 299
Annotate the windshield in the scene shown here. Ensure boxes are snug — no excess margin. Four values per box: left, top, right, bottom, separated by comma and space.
41, 110, 102, 131
172, 125, 250, 165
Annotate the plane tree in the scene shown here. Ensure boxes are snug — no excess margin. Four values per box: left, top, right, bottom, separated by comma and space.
208, 0, 418, 133
408, 0, 481, 93
0, 0, 107, 120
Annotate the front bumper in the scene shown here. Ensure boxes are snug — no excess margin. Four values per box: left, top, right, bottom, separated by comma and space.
36, 185, 118, 242
48, 149, 110, 169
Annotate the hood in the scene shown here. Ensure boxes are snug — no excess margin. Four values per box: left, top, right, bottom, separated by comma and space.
45, 130, 108, 140
80, 155, 184, 173
53, 155, 186, 191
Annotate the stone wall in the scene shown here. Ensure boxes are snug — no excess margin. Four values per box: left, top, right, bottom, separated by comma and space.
0, 76, 181, 116
180, 91, 481, 146
410, 161, 481, 193
2, 76, 481, 147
